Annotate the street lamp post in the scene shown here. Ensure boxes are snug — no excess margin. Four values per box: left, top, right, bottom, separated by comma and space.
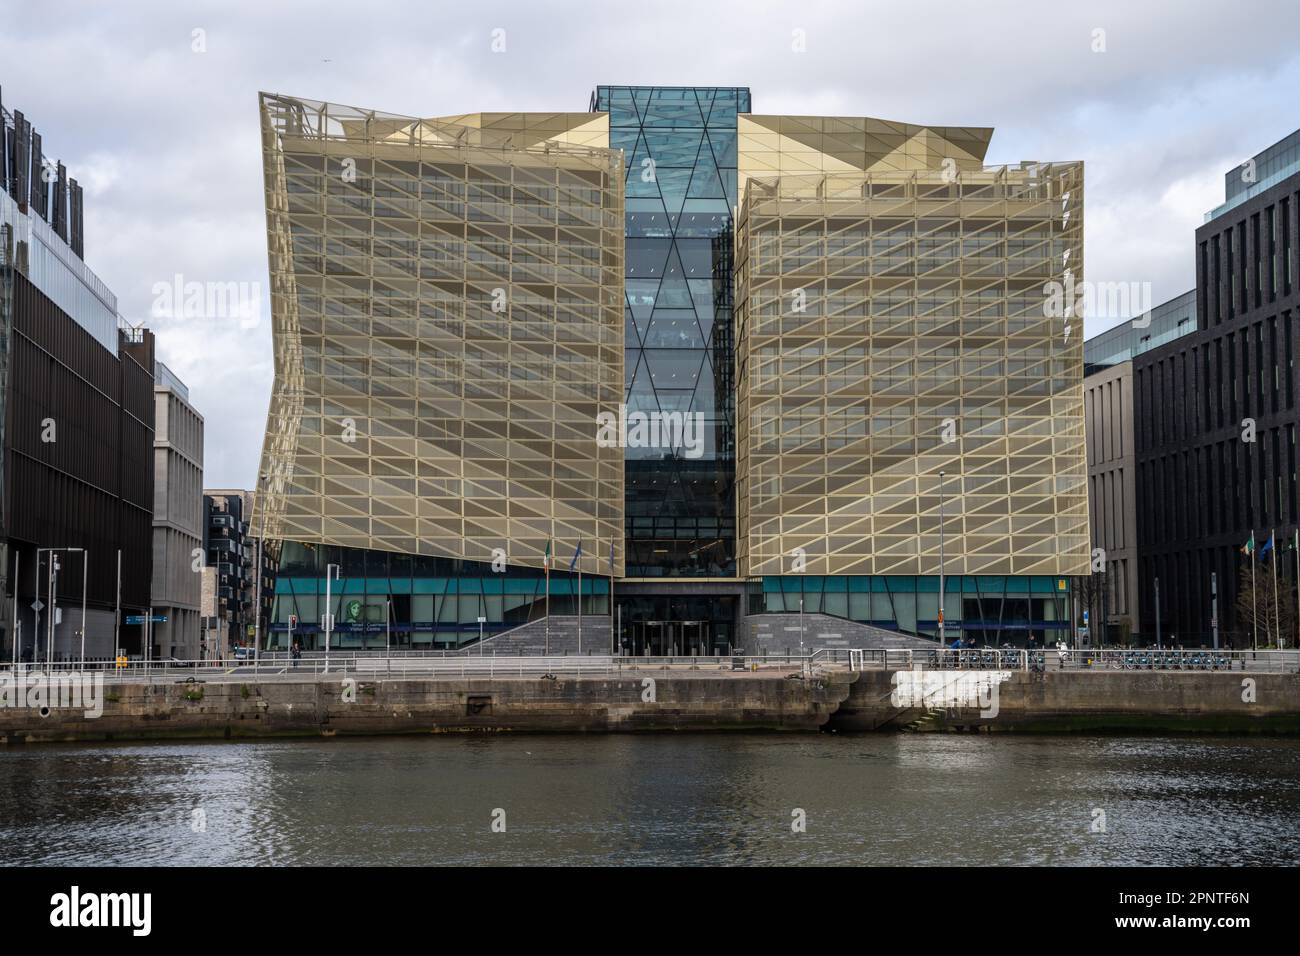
790, 595, 800, 676
253, 535, 262, 662
35, 547, 83, 666
249, 474, 270, 663
938, 470, 947, 648
11, 550, 20, 669
47, 551, 58, 664
80, 551, 88, 668
114, 549, 121, 660
1155, 576, 1162, 650
32, 553, 41, 666
323, 563, 340, 673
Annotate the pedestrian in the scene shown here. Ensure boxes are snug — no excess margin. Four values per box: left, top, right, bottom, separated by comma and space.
291, 641, 301, 667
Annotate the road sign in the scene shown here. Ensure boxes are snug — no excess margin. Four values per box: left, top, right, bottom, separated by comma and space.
31, 600, 44, 612
477, 616, 487, 623
125, 614, 167, 624
115, 656, 128, 667
1082, 609, 1089, 624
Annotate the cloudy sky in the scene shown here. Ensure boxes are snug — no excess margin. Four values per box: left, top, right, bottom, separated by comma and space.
5, 0, 1299, 487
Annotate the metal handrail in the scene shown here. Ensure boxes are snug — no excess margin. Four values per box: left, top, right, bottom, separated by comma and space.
918, 646, 1299, 674
1, 653, 828, 683
10, 646, 1293, 682
1051, 647, 1297, 673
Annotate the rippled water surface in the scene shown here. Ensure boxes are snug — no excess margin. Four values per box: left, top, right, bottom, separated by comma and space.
3, 735, 1299, 865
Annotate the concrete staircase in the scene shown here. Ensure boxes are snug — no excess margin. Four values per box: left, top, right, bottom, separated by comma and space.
742, 612, 936, 656
902, 707, 947, 732
462, 616, 612, 656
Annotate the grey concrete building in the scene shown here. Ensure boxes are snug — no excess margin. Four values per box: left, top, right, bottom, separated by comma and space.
1084, 290, 1197, 643
150, 363, 204, 657
1084, 361, 1138, 641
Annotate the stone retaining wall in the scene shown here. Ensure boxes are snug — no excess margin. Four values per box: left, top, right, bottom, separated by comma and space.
3, 667, 1298, 743
0, 671, 853, 743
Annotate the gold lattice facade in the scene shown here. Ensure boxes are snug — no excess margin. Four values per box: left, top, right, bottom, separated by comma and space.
255, 95, 625, 576
736, 154, 1089, 577
253, 90, 1090, 602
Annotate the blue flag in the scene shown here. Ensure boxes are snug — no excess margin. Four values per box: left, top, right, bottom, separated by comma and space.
1261, 533, 1275, 558
569, 540, 583, 571
609, 539, 615, 572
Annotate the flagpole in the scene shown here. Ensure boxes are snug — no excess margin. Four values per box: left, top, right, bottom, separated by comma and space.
1251, 534, 1258, 652
1294, 527, 1298, 650
577, 549, 583, 656
608, 538, 613, 658
1272, 529, 1280, 648
545, 541, 551, 656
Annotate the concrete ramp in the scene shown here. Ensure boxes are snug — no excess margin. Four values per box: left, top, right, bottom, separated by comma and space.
458, 616, 612, 656
742, 613, 936, 655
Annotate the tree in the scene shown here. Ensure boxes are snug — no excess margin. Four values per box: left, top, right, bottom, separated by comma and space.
1234, 557, 1297, 648
1074, 571, 1106, 643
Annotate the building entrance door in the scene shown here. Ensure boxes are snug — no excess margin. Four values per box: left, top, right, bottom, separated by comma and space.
627, 620, 713, 655
616, 592, 737, 655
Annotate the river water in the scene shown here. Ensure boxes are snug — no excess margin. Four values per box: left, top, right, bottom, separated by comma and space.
2, 734, 1298, 866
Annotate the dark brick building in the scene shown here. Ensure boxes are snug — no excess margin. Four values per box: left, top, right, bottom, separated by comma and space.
1, 94, 156, 661
1135, 130, 1300, 646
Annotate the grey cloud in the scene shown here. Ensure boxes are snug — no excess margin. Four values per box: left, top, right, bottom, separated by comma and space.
3, 0, 1297, 485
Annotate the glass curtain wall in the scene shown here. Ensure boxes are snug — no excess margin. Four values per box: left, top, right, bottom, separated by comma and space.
271, 542, 608, 650
751, 574, 1071, 645
593, 86, 751, 577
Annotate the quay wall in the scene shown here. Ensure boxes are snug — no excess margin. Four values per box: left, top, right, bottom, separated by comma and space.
0, 672, 854, 743
829, 669, 1300, 733
2, 668, 1299, 742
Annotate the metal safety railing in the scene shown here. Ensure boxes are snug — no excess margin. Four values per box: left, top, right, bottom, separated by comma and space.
0, 652, 834, 684
1053, 647, 1299, 674
10, 646, 1291, 683
854, 646, 1300, 674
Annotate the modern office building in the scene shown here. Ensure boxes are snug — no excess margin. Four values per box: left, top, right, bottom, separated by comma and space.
203, 489, 275, 652
150, 362, 204, 657
255, 87, 1088, 652
1, 94, 156, 662
1132, 129, 1300, 645
1084, 291, 1198, 374
1082, 291, 1197, 643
